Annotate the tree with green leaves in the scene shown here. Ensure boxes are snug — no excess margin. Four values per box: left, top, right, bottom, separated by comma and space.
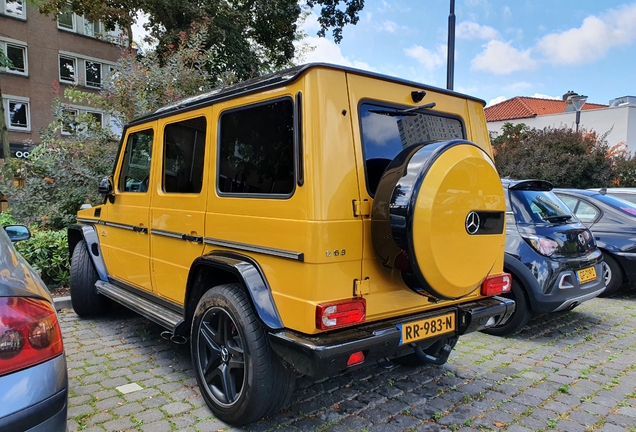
492, 122, 613, 189
37, 0, 365, 81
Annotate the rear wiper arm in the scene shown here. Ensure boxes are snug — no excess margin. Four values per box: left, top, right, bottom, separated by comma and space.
543, 215, 572, 222
368, 102, 437, 117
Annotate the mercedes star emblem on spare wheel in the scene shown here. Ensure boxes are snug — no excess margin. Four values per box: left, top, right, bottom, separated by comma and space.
465, 211, 480, 235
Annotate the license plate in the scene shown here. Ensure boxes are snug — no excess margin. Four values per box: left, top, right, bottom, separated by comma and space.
577, 266, 597, 284
398, 312, 455, 345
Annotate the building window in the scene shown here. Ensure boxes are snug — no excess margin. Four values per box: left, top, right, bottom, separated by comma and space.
83, 17, 101, 37
59, 56, 76, 83
57, 8, 74, 30
87, 111, 102, 125
0, 40, 27, 75
3, 0, 25, 19
3, 97, 30, 131
85, 61, 101, 87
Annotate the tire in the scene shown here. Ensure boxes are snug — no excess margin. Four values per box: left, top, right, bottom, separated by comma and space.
191, 284, 295, 425
70, 240, 111, 317
482, 278, 529, 336
599, 253, 624, 297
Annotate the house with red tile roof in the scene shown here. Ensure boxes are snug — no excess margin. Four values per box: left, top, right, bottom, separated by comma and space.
485, 93, 636, 154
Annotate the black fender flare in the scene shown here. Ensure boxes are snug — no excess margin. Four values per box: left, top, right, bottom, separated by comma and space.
186, 251, 284, 329
68, 224, 109, 281
503, 253, 542, 311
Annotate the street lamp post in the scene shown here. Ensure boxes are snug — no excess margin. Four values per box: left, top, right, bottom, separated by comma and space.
446, 0, 455, 91
568, 94, 588, 133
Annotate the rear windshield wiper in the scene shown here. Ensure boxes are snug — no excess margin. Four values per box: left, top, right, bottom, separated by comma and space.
542, 215, 572, 222
368, 102, 437, 117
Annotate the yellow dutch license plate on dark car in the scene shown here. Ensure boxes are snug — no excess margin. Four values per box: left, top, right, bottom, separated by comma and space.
398, 312, 456, 345
577, 266, 597, 284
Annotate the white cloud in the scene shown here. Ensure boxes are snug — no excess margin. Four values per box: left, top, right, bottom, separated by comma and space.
381, 21, 399, 33
295, 36, 375, 71
503, 6, 512, 18
531, 93, 560, 100
471, 40, 536, 75
404, 44, 446, 71
536, 3, 636, 65
457, 21, 500, 40
487, 96, 507, 106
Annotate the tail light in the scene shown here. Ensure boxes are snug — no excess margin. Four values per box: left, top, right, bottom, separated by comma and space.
316, 298, 366, 330
0, 297, 64, 376
523, 235, 559, 256
481, 273, 512, 296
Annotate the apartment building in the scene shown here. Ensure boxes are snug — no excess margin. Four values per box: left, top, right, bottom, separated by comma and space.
0, 0, 122, 158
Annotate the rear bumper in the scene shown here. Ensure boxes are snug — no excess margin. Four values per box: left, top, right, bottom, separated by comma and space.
533, 262, 606, 313
269, 296, 514, 378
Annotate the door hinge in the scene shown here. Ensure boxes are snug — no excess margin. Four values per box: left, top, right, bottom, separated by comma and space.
352, 199, 371, 217
354, 278, 370, 297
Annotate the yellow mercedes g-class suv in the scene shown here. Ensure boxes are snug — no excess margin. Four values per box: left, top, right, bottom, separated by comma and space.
69, 63, 514, 425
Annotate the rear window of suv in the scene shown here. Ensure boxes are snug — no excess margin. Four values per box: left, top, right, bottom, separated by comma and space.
510, 190, 574, 224
359, 102, 464, 196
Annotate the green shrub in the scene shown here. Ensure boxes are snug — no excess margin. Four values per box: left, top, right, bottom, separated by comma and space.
15, 228, 69, 288
0, 210, 18, 226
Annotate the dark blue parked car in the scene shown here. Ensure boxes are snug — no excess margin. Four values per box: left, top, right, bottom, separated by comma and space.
484, 180, 605, 336
555, 188, 636, 296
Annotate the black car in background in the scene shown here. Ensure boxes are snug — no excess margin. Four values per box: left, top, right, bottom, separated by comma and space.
484, 180, 605, 336
589, 188, 636, 205
554, 189, 636, 296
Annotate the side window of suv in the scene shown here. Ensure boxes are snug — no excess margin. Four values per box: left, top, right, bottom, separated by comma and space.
119, 129, 153, 192
218, 99, 295, 196
163, 117, 207, 194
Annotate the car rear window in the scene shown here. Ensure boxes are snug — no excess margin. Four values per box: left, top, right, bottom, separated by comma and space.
594, 194, 636, 216
509, 190, 574, 223
359, 102, 464, 196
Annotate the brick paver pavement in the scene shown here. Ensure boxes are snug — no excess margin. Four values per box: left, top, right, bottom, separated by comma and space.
61, 291, 636, 431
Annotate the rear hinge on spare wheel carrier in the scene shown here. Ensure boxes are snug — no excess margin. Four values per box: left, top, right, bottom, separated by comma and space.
352, 199, 371, 217
354, 278, 370, 296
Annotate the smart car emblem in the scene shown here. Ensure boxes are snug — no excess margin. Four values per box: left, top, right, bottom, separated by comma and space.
465, 211, 480, 235
578, 233, 586, 245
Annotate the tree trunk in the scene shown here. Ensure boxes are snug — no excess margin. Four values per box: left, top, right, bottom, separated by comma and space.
0, 80, 9, 161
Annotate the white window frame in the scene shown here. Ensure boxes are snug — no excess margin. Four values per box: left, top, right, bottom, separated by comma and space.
58, 51, 116, 88
59, 55, 77, 84
61, 105, 107, 135
57, 7, 75, 31
0, 38, 28, 76
3, 95, 30, 132
83, 16, 102, 37
2, 0, 26, 20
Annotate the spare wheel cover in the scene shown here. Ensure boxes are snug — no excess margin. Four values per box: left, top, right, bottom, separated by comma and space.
371, 140, 505, 300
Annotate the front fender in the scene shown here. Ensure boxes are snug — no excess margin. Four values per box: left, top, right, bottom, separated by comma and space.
68, 224, 109, 281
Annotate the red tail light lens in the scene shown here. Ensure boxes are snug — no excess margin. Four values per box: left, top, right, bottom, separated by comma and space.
0, 297, 64, 376
481, 273, 512, 296
347, 351, 366, 367
316, 298, 366, 330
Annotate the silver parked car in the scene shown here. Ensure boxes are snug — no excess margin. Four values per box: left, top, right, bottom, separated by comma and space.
0, 225, 68, 432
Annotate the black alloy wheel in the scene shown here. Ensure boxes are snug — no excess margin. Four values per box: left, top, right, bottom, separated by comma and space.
190, 284, 295, 425
197, 307, 245, 406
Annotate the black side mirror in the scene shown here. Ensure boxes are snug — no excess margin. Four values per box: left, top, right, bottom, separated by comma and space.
99, 176, 114, 195
99, 176, 115, 203
4, 225, 31, 242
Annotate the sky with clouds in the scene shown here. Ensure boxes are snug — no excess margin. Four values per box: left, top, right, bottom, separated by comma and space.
295, 0, 636, 107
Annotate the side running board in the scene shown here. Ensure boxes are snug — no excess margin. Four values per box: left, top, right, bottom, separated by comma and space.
95, 281, 183, 333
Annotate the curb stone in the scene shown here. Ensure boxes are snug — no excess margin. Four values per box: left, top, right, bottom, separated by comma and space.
53, 295, 72, 311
